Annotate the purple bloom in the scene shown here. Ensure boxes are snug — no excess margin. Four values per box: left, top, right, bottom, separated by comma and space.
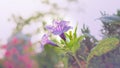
40, 34, 58, 48
46, 20, 72, 40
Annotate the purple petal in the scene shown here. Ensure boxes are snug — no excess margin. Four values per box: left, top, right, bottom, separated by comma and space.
52, 28, 63, 35
46, 26, 54, 31
52, 31, 62, 35
60, 33, 66, 41
41, 34, 49, 45
63, 26, 72, 32
46, 20, 71, 35
40, 34, 58, 47
47, 41, 58, 47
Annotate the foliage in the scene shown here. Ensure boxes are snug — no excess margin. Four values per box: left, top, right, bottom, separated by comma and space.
87, 37, 119, 63
86, 10, 120, 68
35, 45, 60, 68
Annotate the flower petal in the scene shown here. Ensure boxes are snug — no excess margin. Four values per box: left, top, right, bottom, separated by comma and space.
63, 26, 72, 32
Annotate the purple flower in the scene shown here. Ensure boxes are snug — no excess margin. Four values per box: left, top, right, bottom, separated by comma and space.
40, 34, 58, 48
46, 20, 72, 40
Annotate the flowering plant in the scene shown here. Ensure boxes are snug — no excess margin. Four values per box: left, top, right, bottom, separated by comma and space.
0, 18, 119, 68
38, 19, 119, 68
39, 20, 85, 68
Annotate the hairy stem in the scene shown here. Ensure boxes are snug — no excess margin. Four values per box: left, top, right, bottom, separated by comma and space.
73, 54, 82, 68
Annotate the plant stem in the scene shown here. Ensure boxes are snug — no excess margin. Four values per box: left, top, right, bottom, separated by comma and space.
73, 54, 82, 68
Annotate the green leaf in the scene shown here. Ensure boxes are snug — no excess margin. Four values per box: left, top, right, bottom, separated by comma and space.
62, 56, 69, 68
54, 47, 66, 55
87, 37, 119, 63
38, 45, 60, 68
69, 31, 73, 40
65, 23, 78, 41
73, 23, 78, 38
65, 32, 72, 41
70, 35, 85, 53
64, 24, 84, 53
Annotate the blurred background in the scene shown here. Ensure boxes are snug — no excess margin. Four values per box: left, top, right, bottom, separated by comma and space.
0, 0, 120, 43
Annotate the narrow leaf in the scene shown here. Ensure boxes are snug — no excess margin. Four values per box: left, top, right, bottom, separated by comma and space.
73, 23, 78, 38
71, 35, 85, 53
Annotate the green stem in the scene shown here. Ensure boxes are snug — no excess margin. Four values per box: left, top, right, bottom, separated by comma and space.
86, 62, 89, 68
73, 54, 82, 68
